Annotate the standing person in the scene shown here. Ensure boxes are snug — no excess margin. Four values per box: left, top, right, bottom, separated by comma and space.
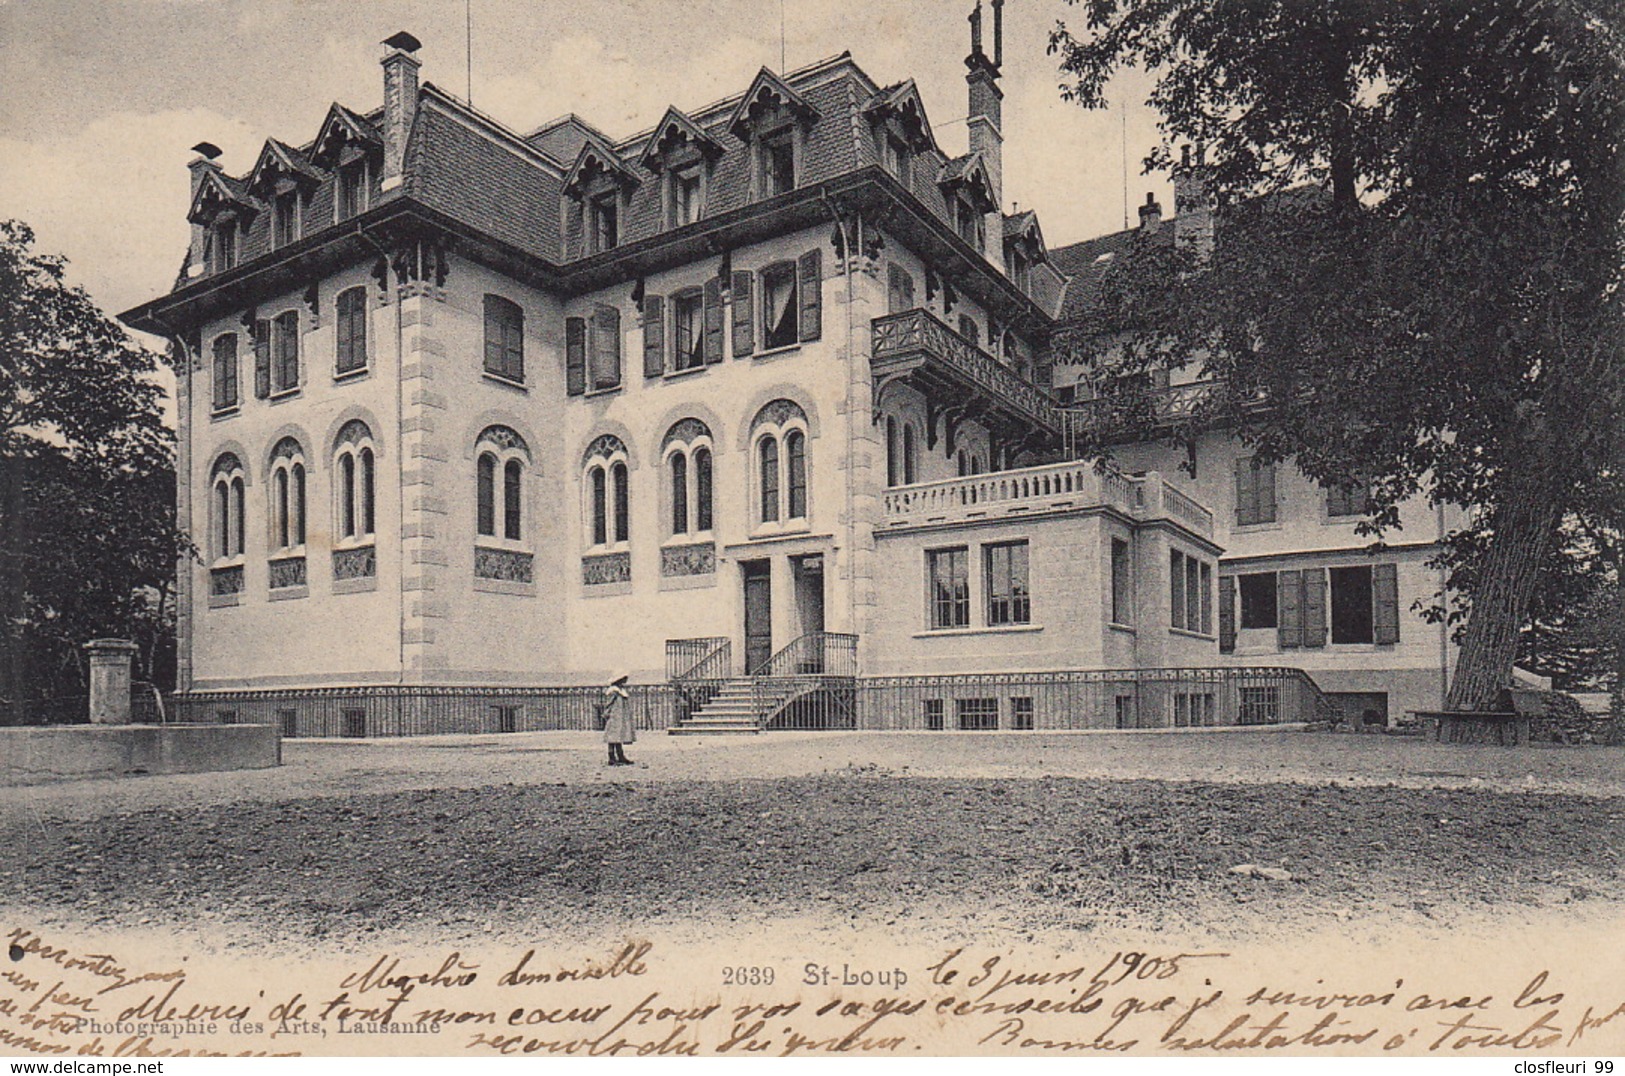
602, 673, 635, 766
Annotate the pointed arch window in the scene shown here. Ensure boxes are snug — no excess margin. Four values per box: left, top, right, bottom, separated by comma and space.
333, 420, 376, 544
582, 434, 631, 551
475, 425, 529, 546
210, 453, 246, 562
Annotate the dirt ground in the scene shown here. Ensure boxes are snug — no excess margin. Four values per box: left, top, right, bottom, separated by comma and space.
1, 729, 1620, 953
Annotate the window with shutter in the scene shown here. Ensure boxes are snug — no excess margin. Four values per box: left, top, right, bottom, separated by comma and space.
1373, 563, 1400, 644
1277, 569, 1303, 648
760, 263, 798, 350
1303, 568, 1328, 647
591, 305, 621, 389
483, 295, 524, 383
336, 287, 368, 375
642, 294, 665, 378
1331, 566, 1376, 644
253, 319, 271, 399
702, 277, 725, 363
1327, 481, 1370, 517
565, 316, 586, 395
731, 271, 754, 357
1238, 572, 1277, 629
272, 311, 300, 393
1236, 456, 1277, 525
798, 248, 822, 342
672, 291, 705, 371
212, 334, 238, 411
1218, 575, 1237, 652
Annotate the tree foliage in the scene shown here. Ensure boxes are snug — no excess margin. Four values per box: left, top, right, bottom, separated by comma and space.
0, 220, 183, 720
1050, 0, 1625, 712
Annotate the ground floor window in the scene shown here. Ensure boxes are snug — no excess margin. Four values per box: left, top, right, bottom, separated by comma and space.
1238, 686, 1279, 725
342, 708, 366, 738
278, 708, 297, 738
1239, 572, 1277, 629
928, 547, 970, 629
923, 698, 944, 730
1330, 565, 1375, 643
957, 698, 999, 730
492, 704, 519, 734
1114, 695, 1135, 729
1011, 696, 1034, 730
1173, 692, 1215, 727
985, 541, 1031, 626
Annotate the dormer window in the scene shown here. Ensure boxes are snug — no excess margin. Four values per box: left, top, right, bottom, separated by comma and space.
273, 190, 301, 248
956, 197, 985, 249
337, 159, 369, 221
761, 128, 796, 197
589, 192, 619, 253
882, 134, 912, 187
208, 219, 237, 275
671, 164, 703, 227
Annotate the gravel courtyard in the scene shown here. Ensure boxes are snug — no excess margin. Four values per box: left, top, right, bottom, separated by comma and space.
2, 729, 1620, 951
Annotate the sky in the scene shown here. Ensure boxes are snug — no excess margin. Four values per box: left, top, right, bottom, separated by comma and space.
0, 0, 1175, 328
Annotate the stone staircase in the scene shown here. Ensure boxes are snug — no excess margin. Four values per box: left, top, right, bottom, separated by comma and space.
669, 679, 767, 735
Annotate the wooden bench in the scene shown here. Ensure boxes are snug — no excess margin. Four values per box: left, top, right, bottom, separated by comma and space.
1417, 689, 1546, 747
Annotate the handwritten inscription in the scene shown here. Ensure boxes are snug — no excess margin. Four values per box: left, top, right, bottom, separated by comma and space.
3, 926, 1622, 1057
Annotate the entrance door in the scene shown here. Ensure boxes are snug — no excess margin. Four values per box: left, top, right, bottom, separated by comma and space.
792, 555, 826, 673
743, 560, 772, 675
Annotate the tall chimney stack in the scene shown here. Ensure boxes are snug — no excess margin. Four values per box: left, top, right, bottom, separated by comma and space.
380, 31, 422, 192
1172, 144, 1214, 258
966, 0, 1004, 264
1137, 191, 1162, 231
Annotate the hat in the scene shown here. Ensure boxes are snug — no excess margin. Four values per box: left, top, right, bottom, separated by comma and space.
609, 673, 630, 686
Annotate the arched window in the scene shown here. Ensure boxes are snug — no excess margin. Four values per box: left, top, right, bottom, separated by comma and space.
886, 416, 899, 487
333, 420, 376, 545
582, 434, 630, 549
750, 399, 810, 529
786, 430, 807, 519
474, 425, 530, 544
662, 419, 715, 540
210, 453, 246, 561
759, 436, 780, 523
268, 437, 307, 553
670, 452, 688, 534
212, 333, 239, 411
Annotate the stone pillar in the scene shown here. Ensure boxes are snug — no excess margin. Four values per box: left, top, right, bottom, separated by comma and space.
84, 639, 139, 725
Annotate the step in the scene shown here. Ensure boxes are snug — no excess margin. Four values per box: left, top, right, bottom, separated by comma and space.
669, 725, 762, 735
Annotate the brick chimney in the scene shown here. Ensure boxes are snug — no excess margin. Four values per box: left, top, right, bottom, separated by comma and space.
966, 0, 1003, 264
380, 31, 422, 192
1172, 145, 1214, 258
1137, 191, 1162, 232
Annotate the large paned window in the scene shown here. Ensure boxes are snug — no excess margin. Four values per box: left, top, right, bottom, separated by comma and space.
761, 262, 799, 350
985, 541, 1031, 626
1170, 549, 1213, 634
1239, 572, 1278, 629
929, 547, 970, 629
1110, 537, 1132, 625
672, 290, 705, 371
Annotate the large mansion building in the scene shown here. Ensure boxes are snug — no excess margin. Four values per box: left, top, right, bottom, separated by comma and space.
121, 9, 1461, 735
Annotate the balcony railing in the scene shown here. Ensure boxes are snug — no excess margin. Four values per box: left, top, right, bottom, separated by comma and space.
1060, 381, 1215, 448
882, 460, 1214, 539
871, 309, 1059, 437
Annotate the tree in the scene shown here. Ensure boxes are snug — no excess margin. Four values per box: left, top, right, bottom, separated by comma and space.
1050, 0, 1625, 715
0, 220, 183, 722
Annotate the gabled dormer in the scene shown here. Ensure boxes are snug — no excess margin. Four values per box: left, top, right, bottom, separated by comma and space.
311, 104, 384, 222
187, 162, 261, 277
938, 152, 997, 253
639, 107, 724, 230
863, 80, 937, 189
246, 139, 326, 250
1003, 209, 1046, 291
728, 68, 820, 202
563, 134, 640, 257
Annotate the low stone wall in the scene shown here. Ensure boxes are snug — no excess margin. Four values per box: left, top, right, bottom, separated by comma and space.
0, 724, 281, 785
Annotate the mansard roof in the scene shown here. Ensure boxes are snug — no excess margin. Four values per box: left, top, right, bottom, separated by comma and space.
186, 167, 260, 225
726, 67, 820, 138
246, 138, 326, 196
562, 132, 640, 195
862, 79, 937, 153
938, 152, 997, 212
638, 106, 724, 172
311, 103, 382, 166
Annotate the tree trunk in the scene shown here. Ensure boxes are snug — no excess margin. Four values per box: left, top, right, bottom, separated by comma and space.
1612, 564, 1624, 746
1446, 481, 1564, 711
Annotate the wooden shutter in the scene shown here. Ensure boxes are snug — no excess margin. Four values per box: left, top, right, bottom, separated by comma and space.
1218, 576, 1236, 653
1303, 567, 1328, 648
483, 297, 503, 375
1277, 569, 1303, 649
731, 270, 754, 358
565, 316, 586, 396
253, 319, 271, 399
1373, 563, 1400, 644
1234, 456, 1255, 525
1257, 461, 1277, 522
798, 248, 822, 342
642, 294, 665, 378
702, 276, 724, 364
593, 304, 621, 388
